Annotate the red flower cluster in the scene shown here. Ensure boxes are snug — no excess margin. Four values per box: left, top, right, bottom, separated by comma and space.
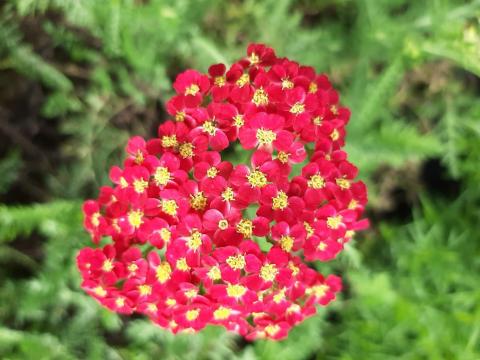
78, 44, 368, 340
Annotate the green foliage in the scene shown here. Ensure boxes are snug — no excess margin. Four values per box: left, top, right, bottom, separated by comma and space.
1, 0, 479, 359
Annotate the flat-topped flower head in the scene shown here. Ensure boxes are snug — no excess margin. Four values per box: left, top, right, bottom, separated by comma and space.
78, 43, 368, 341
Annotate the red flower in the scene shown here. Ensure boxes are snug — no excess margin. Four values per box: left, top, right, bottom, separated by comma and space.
78, 43, 368, 341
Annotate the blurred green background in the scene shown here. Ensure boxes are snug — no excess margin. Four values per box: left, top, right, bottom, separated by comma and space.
0, 0, 479, 359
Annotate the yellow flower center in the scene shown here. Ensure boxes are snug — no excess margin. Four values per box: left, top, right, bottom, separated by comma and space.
226, 254, 246, 270
273, 288, 286, 303
176, 257, 190, 271
233, 114, 244, 127
190, 192, 207, 211
236, 73, 250, 87
330, 129, 340, 141
154, 167, 171, 186
102, 259, 114, 272
134, 151, 144, 164
207, 266, 221, 280
175, 111, 185, 122
309, 82, 318, 94
166, 298, 176, 306
179, 142, 194, 158
304, 221, 314, 238
330, 105, 339, 115
290, 102, 305, 114
260, 263, 278, 282
218, 219, 229, 230
160, 227, 171, 243
226, 284, 247, 298
221, 187, 235, 201
120, 177, 129, 188
207, 167, 218, 178
277, 151, 289, 164
147, 303, 157, 312
156, 262, 172, 283
162, 135, 178, 148
313, 116, 322, 126
265, 324, 280, 337
128, 210, 143, 228
281, 78, 294, 89
272, 190, 288, 210
214, 76, 226, 87
185, 289, 198, 298
133, 178, 148, 193
187, 229, 202, 251
138, 284, 152, 296
236, 219, 253, 238
336, 178, 351, 190
161, 199, 178, 216
249, 52, 260, 64
91, 212, 101, 227
326, 215, 343, 229
256, 128, 276, 146
214, 307, 231, 320
115, 297, 125, 308
280, 235, 294, 252
186, 309, 200, 321
247, 170, 267, 188
307, 174, 325, 189
185, 84, 200, 96
310, 284, 329, 298
252, 88, 269, 106
202, 120, 217, 136
93, 286, 107, 297
317, 241, 327, 251
288, 261, 300, 276
348, 200, 358, 210
128, 263, 138, 273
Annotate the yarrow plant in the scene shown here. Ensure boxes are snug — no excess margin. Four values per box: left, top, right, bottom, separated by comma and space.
78, 44, 368, 340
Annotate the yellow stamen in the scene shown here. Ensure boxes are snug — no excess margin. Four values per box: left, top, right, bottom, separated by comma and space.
326, 215, 343, 229
185, 84, 200, 96
277, 151, 289, 164
156, 262, 172, 283
226, 283, 246, 298
260, 263, 278, 282
336, 178, 351, 190
133, 178, 148, 193
179, 142, 194, 158
202, 120, 217, 136
281, 78, 294, 89
252, 88, 269, 106
190, 192, 207, 211
154, 167, 171, 186
176, 258, 190, 271
102, 259, 114, 272
221, 187, 235, 201
307, 174, 325, 189
162, 135, 178, 148
218, 219, 229, 230
138, 284, 152, 296
236, 219, 253, 238
309, 82, 318, 94
207, 266, 221, 280
186, 309, 200, 321
214, 76, 226, 87
290, 102, 305, 114
128, 210, 143, 229
161, 199, 178, 216
233, 114, 244, 128
187, 230, 202, 251
256, 128, 276, 146
236, 73, 250, 87
247, 170, 267, 188
272, 190, 288, 210
226, 254, 246, 270
214, 307, 231, 320
280, 235, 294, 252
206, 167, 218, 178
